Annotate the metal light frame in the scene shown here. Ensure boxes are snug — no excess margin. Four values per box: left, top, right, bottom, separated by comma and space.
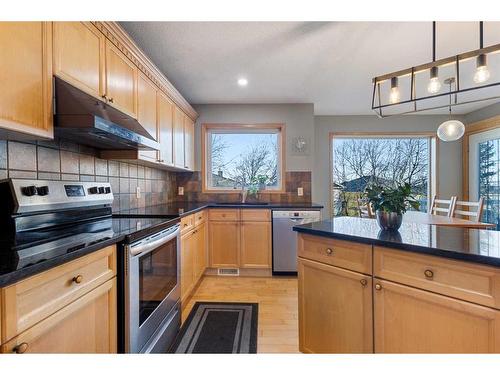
371, 22, 500, 118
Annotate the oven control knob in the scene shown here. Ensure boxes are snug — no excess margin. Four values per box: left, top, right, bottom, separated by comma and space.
36, 186, 49, 196
98, 187, 105, 194
22, 185, 38, 197
105, 186, 111, 194
89, 186, 99, 194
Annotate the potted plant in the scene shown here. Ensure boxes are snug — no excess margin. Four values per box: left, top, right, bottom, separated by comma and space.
365, 183, 420, 231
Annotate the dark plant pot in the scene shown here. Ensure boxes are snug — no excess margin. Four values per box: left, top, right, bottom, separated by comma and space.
376, 210, 403, 231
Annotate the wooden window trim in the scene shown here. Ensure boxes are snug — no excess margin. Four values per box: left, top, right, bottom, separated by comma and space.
329, 131, 439, 218
462, 115, 500, 201
201, 123, 286, 193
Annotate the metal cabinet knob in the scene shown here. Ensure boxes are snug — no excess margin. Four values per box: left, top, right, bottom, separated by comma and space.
13, 342, 29, 354
360, 279, 367, 287
325, 248, 333, 255
72, 275, 83, 284
424, 269, 434, 279
374, 284, 382, 291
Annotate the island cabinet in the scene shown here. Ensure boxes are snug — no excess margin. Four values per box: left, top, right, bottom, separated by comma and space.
0, 245, 117, 353
208, 209, 272, 270
0, 22, 53, 139
297, 232, 500, 353
180, 211, 207, 304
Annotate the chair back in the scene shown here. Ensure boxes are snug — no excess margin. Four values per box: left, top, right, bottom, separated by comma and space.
357, 198, 374, 218
452, 197, 485, 222
429, 195, 456, 217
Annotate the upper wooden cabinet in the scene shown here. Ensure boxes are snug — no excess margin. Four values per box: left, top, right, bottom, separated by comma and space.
184, 115, 195, 170
105, 39, 138, 118
0, 22, 53, 139
137, 73, 159, 163
53, 22, 105, 100
173, 106, 185, 169
158, 92, 174, 166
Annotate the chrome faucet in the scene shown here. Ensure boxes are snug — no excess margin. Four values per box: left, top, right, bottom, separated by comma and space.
241, 186, 248, 204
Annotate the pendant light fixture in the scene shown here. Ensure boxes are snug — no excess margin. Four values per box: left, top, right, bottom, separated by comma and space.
389, 77, 400, 103
427, 22, 442, 94
437, 77, 465, 142
473, 22, 491, 84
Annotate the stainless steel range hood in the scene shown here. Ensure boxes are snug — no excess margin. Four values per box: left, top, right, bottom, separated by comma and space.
54, 78, 160, 151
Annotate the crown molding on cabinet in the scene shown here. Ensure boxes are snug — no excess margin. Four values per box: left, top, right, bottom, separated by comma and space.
93, 21, 198, 121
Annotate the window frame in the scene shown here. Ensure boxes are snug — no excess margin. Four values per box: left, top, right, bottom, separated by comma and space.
329, 132, 438, 218
201, 123, 286, 193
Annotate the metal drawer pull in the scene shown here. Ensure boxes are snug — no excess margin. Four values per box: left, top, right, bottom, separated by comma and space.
424, 269, 434, 279
360, 279, 367, 287
72, 275, 83, 284
13, 342, 29, 354
374, 284, 382, 290
325, 248, 333, 255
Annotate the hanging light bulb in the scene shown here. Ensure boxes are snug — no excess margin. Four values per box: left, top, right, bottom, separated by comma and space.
389, 77, 400, 104
437, 77, 465, 142
427, 66, 441, 94
474, 54, 490, 83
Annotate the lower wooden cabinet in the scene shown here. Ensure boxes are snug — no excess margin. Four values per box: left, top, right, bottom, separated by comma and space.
1, 279, 116, 354
181, 229, 195, 302
209, 220, 240, 268
240, 221, 271, 268
298, 257, 373, 353
193, 222, 207, 281
373, 278, 500, 353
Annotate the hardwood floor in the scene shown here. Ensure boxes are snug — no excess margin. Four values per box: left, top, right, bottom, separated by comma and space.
181, 275, 300, 353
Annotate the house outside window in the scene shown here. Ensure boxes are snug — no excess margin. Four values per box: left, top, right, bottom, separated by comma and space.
202, 124, 285, 192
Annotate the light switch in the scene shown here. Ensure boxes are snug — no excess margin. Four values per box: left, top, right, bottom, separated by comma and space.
297, 187, 304, 196
178, 186, 184, 196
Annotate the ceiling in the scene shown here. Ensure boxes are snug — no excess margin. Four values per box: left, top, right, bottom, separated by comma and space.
120, 21, 500, 115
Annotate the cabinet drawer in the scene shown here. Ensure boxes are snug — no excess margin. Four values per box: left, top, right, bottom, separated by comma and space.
208, 209, 239, 222
1, 245, 116, 343
374, 247, 500, 309
194, 210, 206, 227
298, 234, 372, 275
181, 214, 194, 234
241, 209, 270, 222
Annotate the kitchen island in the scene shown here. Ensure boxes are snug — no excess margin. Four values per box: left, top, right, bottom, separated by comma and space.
293, 216, 500, 353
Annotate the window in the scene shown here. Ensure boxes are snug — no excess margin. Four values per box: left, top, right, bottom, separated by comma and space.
331, 134, 436, 217
203, 124, 284, 191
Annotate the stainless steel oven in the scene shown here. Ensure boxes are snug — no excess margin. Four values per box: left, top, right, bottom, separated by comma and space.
124, 223, 181, 353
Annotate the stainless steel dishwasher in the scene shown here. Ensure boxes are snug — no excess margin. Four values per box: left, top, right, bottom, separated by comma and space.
272, 210, 321, 275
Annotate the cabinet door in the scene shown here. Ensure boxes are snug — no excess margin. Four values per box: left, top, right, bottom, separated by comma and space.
0, 22, 53, 138
374, 278, 500, 353
184, 115, 195, 171
105, 40, 137, 118
53, 22, 105, 100
137, 73, 158, 163
193, 223, 207, 281
180, 231, 194, 302
298, 258, 373, 353
158, 91, 174, 166
209, 221, 240, 268
1, 279, 117, 354
173, 106, 185, 169
240, 221, 271, 268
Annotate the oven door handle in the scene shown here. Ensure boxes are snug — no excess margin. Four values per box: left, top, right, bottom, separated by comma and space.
129, 225, 180, 257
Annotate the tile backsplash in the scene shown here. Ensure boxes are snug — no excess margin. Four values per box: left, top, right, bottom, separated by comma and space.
0, 139, 177, 212
175, 171, 312, 203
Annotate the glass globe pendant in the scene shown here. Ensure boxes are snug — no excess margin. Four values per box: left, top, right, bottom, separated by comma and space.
437, 77, 465, 142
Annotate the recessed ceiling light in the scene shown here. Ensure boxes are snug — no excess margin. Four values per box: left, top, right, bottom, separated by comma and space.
237, 78, 248, 87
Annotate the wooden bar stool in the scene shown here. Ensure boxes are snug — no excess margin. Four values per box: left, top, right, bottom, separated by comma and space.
357, 198, 374, 218
429, 195, 457, 217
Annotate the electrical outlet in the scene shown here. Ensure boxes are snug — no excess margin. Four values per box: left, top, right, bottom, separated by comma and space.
297, 187, 304, 197
136, 186, 141, 199
178, 186, 184, 196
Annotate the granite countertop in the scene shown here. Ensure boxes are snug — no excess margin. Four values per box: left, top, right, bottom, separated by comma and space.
293, 217, 500, 267
113, 201, 324, 218
0, 216, 180, 287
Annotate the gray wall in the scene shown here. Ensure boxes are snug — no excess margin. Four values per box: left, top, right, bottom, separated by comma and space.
313, 115, 465, 216
465, 102, 500, 124
192, 104, 315, 173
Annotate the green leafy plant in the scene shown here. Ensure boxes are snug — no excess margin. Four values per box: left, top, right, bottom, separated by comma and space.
365, 183, 420, 215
